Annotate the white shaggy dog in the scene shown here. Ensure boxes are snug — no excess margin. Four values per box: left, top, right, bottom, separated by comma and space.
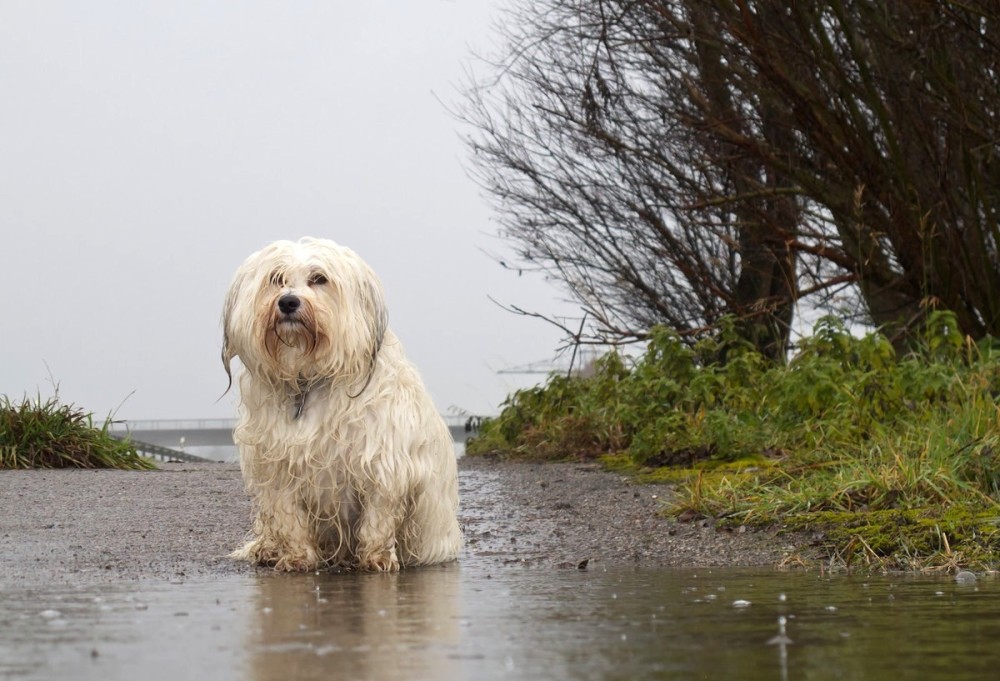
222, 237, 461, 572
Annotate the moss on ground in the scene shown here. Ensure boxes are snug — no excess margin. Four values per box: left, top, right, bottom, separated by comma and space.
774, 507, 1000, 571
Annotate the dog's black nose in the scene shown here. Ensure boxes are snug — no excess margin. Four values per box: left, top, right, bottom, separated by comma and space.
277, 294, 301, 315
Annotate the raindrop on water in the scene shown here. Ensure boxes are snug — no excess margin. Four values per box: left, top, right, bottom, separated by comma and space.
766, 616, 793, 646
955, 571, 977, 584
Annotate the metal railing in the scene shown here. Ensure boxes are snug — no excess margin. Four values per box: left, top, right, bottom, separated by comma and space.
107, 433, 212, 463
109, 414, 491, 448
108, 418, 238, 433
110, 415, 480, 430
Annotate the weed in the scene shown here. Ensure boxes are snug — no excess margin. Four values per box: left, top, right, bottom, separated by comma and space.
0, 395, 156, 470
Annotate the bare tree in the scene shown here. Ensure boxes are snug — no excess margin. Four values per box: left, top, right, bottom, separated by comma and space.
463, 0, 1000, 354
717, 0, 1000, 341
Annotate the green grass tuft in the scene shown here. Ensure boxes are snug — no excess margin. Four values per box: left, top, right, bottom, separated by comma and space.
0, 395, 156, 470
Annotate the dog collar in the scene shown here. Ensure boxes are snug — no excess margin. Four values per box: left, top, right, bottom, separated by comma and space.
292, 390, 308, 420
291, 378, 325, 420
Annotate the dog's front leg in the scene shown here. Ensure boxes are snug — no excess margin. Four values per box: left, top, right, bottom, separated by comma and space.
238, 488, 322, 572
354, 489, 403, 572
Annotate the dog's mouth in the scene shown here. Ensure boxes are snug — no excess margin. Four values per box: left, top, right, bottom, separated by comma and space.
265, 310, 322, 359
274, 316, 308, 341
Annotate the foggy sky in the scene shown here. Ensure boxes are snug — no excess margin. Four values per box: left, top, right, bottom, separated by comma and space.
0, 1, 574, 420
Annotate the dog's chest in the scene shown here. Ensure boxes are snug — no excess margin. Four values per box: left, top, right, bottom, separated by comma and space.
270, 396, 365, 465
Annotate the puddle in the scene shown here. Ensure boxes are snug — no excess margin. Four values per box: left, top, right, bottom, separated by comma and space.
2, 565, 999, 680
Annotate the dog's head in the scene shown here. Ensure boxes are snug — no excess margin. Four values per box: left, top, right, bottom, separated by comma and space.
222, 238, 388, 390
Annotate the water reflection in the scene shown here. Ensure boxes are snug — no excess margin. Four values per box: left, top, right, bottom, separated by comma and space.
243, 566, 1000, 681
2, 567, 1000, 680
247, 565, 462, 681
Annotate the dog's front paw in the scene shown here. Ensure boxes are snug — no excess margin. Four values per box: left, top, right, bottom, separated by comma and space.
232, 538, 320, 571
273, 551, 321, 572
358, 545, 400, 572
231, 538, 280, 566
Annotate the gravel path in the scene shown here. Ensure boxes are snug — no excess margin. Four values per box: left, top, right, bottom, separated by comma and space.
0, 457, 808, 586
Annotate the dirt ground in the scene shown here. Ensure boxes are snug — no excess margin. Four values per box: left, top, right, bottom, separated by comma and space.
0, 457, 810, 586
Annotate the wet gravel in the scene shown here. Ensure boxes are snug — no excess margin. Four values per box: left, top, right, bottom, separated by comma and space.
459, 456, 807, 569
0, 464, 254, 585
0, 457, 809, 586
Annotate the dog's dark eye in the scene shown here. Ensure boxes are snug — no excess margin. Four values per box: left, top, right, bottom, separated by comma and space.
308, 273, 328, 286
269, 272, 285, 287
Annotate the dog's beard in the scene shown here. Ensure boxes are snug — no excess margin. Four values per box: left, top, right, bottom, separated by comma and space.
260, 300, 329, 378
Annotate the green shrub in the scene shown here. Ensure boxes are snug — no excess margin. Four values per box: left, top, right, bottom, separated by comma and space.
467, 312, 1000, 568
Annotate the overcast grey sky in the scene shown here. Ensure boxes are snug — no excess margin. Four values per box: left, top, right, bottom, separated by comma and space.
0, 1, 575, 420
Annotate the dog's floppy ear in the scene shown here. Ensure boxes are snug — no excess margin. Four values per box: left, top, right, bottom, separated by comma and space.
365, 278, 388, 358
348, 275, 388, 398
220, 269, 245, 393
221, 327, 234, 394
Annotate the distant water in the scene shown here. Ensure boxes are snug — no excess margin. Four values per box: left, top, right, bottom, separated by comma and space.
182, 445, 239, 463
